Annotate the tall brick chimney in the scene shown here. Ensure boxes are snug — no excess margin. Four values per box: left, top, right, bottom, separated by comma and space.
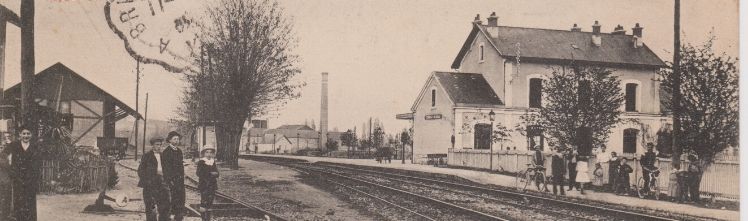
320, 72, 329, 148
486, 12, 499, 38
632, 23, 644, 48
591, 21, 602, 46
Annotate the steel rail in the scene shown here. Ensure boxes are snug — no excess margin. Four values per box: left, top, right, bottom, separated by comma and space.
317, 162, 679, 221
292, 163, 509, 221
117, 162, 288, 221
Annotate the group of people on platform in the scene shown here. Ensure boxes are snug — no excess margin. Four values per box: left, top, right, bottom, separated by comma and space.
138, 131, 220, 221
0, 126, 42, 221
533, 142, 703, 203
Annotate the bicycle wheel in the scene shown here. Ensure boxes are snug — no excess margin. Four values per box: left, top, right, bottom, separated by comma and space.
636, 177, 646, 199
652, 180, 660, 200
535, 171, 547, 192
515, 170, 527, 191
523, 170, 533, 192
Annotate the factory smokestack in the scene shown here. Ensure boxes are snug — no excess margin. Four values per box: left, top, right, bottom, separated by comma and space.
320, 72, 329, 149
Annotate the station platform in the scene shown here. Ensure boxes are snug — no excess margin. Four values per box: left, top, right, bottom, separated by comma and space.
244, 153, 739, 221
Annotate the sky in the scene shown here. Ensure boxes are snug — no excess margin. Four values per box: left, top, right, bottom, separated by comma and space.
0, 0, 739, 134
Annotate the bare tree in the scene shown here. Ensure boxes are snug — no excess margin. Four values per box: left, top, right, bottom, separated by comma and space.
537, 65, 625, 154
659, 38, 739, 165
179, 0, 303, 168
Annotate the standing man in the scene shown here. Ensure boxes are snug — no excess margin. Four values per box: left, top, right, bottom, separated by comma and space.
138, 138, 170, 221
2, 126, 41, 221
608, 152, 620, 192
565, 148, 578, 191
640, 143, 657, 192
162, 131, 185, 221
550, 147, 566, 196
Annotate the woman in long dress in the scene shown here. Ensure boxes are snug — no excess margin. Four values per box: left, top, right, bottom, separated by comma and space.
575, 156, 591, 194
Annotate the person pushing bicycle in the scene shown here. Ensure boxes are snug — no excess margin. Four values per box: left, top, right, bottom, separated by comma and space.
531, 145, 549, 192
640, 143, 658, 192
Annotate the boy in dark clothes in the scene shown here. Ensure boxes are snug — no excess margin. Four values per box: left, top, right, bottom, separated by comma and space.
617, 158, 634, 195
197, 145, 219, 221
0, 144, 11, 220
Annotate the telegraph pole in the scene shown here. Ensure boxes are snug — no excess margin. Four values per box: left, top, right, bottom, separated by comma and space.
671, 0, 682, 168
20, 0, 34, 122
141, 93, 148, 160
134, 59, 140, 160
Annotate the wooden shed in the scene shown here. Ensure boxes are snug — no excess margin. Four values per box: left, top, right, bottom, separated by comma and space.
4, 63, 142, 147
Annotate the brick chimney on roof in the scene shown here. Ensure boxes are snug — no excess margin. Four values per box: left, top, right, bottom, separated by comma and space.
632, 23, 644, 48
571, 23, 581, 32
487, 12, 498, 26
486, 12, 499, 38
591, 21, 602, 46
473, 14, 482, 24
612, 24, 626, 35
632, 23, 643, 38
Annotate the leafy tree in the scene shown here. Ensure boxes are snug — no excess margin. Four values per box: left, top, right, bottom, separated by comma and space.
178, 0, 303, 168
372, 127, 385, 149
340, 129, 358, 148
491, 123, 512, 151
325, 140, 339, 151
658, 38, 739, 165
400, 129, 411, 146
538, 65, 625, 155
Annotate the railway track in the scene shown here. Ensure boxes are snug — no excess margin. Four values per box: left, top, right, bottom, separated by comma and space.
291, 162, 508, 221
245, 155, 680, 221
117, 162, 287, 220
316, 162, 679, 221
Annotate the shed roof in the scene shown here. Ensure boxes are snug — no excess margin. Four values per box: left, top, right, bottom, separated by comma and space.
5, 63, 142, 119
434, 72, 503, 106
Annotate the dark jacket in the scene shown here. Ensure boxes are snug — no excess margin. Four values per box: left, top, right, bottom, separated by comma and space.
196, 160, 219, 192
0, 152, 10, 185
137, 151, 164, 188
551, 153, 566, 177
161, 145, 185, 186
618, 163, 633, 180
640, 152, 657, 170
532, 150, 544, 166
2, 141, 41, 189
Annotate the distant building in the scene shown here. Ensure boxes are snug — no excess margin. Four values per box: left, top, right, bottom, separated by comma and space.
243, 124, 344, 154
406, 14, 668, 162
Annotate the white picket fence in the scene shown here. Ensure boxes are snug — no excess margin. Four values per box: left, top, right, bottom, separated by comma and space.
448, 148, 739, 200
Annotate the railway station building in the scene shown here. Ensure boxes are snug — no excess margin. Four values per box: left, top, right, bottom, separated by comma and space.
407, 13, 668, 162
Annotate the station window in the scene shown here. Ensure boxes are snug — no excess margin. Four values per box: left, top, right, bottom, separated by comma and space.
623, 128, 639, 154
474, 124, 491, 150
529, 78, 543, 108
527, 125, 544, 151
625, 83, 638, 112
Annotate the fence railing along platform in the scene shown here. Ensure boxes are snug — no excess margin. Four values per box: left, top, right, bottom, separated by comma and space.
39, 159, 110, 193
448, 148, 739, 200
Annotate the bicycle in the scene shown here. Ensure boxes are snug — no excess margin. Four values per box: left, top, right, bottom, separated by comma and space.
637, 168, 660, 200
515, 163, 548, 192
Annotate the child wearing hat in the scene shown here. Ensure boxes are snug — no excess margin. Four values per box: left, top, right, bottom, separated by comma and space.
197, 145, 219, 221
